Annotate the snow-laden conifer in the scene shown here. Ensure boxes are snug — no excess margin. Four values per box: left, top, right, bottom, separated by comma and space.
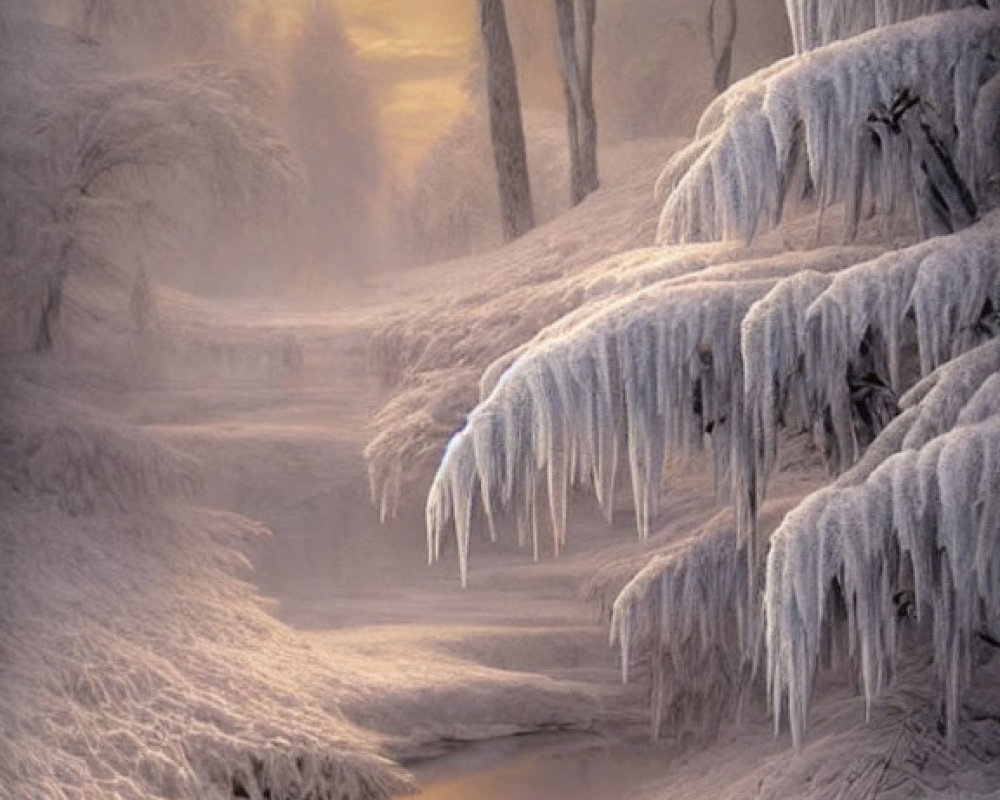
370, 239, 769, 521
741, 212, 1000, 527
756, 334, 1000, 748
410, 0, 1000, 755
656, 9, 1000, 245
832, 338, 1000, 488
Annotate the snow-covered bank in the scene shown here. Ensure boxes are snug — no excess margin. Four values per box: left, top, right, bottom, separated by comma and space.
0, 272, 623, 798
0, 366, 410, 799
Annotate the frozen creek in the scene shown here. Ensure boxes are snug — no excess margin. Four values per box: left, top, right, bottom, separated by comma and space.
402, 733, 678, 799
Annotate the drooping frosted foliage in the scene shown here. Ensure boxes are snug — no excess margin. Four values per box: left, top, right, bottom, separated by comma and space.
613, 516, 750, 739
370, 238, 768, 521
608, 499, 801, 740
742, 211, 1000, 514
835, 338, 1000, 485
784, 0, 997, 52
765, 411, 1000, 748
733, 216, 1000, 750
975, 72, 1000, 191
756, 335, 1000, 750
655, 9, 1000, 245
426, 246, 877, 586
414, 0, 1000, 756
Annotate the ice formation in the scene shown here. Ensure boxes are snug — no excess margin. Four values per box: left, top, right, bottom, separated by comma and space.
765, 410, 1000, 747
655, 9, 1000, 245
426, 246, 878, 586
370, 239, 761, 520
608, 499, 802, 740
412, 1, 1000, 759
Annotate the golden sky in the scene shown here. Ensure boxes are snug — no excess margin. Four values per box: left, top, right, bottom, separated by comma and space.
253, 0, 479, 173
334, 0, 477, 173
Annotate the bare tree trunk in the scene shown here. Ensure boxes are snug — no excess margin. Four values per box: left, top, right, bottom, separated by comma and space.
477, 0, 534, 242
707, 0, 738, 93
554, 0, 599, 206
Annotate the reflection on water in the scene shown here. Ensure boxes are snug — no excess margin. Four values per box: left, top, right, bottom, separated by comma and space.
404, 733, 671, 800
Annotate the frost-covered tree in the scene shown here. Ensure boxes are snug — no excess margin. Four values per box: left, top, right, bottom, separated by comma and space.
478, 0, 536, 241
0, 5, 419, 798
0, 0, 299, 350
414, 0, 1000, 753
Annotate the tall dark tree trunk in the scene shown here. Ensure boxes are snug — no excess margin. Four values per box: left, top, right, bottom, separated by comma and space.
708, 0, 738, 93
477, 0, 534, 242
554, 0, 598, 206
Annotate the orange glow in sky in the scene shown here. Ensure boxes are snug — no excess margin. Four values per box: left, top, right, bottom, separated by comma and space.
254, 0, 478, 173
334, 0, 477, 173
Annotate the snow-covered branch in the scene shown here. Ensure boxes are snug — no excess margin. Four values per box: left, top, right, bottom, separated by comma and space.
766, 409, 1000, 747
426, 245, 878, 585
742, 211, 1000, 521
656, 9, 1000, 245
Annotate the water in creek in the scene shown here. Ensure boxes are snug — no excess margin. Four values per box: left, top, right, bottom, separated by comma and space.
402, 732, 675, 800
